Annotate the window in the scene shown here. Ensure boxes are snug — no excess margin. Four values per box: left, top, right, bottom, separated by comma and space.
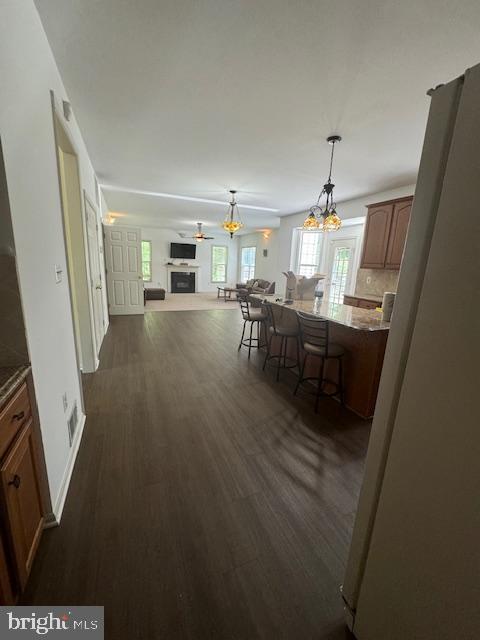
240, 246, 256, 282
211, 245, 228, 283
141, 240, 152, 282
297, 231, 322, 277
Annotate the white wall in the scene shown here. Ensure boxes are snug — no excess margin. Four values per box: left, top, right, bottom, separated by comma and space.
140, 226, 239, 292
274, 184, 416, 294
238, 231, 279, 286
0, 0, 106, 519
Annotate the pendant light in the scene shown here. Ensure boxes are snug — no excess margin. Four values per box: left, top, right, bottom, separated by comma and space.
222, 190, 244, 237
303, 135, 343, 232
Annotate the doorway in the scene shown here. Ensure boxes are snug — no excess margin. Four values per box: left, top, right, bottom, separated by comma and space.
53, 111, 98, 372
324, 237, 357, 304
84, 192, 105, 355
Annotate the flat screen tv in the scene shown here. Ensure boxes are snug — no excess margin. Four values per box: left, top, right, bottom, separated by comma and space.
170, 242, 196, 259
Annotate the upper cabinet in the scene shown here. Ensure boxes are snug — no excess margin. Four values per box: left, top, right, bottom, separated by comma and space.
360, 203, 394, 268
385, 199, 412, 269
360, 196, 413, 269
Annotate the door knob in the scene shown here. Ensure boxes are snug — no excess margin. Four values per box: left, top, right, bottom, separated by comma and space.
8, 475, 20, 489
96, 284, 102, 290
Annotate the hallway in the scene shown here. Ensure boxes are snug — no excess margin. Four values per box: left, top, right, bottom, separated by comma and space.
24, 310, 368, 639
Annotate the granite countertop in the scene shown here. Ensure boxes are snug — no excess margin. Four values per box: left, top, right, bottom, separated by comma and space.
0, 364, 31, 407
250, 295, 390, 332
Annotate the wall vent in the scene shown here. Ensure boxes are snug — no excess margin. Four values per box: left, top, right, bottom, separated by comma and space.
67, 402, 78, 446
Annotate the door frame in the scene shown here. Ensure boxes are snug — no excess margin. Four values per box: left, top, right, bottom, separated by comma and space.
83, 190, 105, 358
50, 92, 99, 377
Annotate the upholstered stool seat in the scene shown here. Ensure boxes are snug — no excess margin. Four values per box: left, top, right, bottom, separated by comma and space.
249, 308, 267, 322
262, 302, 300, 382
268, 324, 299, 338
237, 294, 267, 358
302, 341, 345, 358
295, 312, 345, 412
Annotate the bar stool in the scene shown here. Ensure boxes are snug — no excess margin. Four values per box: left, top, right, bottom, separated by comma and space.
295, 311, 345, 412
237, 294, 267, 358
262, 302, 300, 382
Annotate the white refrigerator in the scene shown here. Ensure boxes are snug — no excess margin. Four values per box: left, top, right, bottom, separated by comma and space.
342, 64, 480, 639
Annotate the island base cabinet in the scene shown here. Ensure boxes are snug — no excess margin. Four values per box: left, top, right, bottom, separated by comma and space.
1, 421, 44, 591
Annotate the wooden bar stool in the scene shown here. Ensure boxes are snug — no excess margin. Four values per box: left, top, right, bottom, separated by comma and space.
295, 311, 345, 412
262, 302, 300, 382
237, 294, 267, 358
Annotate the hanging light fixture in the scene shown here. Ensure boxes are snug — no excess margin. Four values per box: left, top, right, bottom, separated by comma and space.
303, 135, 343, 232
222, 190, 244, 237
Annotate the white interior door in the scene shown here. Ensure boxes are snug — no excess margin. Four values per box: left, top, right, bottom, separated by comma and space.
84, 194, 104, 353
324, 238, 357, 303
104, 225, 144, 315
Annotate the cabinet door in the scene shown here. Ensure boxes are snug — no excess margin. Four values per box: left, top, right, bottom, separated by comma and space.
1, 421, 44, 590
360, 204, 394, 268
385, 199, 412, 269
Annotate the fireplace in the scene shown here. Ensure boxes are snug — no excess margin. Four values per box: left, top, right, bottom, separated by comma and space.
171, 271, 195, 293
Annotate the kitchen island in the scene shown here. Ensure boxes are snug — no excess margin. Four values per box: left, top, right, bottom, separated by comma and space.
250, 295, 390, 419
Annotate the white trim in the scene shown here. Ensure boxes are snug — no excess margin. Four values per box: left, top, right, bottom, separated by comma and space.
51, 412, 87, 524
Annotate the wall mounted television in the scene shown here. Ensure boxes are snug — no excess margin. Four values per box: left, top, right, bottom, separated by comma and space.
170, 242, 196, 259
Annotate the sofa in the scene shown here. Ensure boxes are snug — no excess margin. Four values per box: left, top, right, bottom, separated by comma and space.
236, 279, 275, 295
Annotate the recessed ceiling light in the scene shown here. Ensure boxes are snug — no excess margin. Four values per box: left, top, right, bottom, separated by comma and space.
100, 184, 279, 212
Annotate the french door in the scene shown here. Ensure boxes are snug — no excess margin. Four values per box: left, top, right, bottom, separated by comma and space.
325, 238, 357, 304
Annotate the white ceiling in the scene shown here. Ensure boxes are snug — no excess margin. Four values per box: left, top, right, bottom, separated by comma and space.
35, 0, 480, 233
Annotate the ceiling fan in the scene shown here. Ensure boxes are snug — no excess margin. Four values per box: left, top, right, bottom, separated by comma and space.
179, 222, 215, 243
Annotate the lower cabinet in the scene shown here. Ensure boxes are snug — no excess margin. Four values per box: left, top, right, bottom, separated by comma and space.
0, 378, 48, 603
1, 421, 44, 590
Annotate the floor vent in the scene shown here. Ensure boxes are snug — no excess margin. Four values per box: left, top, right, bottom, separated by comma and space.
67, 402, 78, 446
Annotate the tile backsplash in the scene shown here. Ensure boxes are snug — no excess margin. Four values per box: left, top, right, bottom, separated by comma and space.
0, 255, 29, 366
355, 268, 399, 298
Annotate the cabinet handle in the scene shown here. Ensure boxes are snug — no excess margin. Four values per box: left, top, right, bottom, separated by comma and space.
11, 411, 25, 422
8, 475, 21, 489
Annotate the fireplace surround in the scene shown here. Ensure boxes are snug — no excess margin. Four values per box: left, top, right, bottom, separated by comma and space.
171, 271, 195, 293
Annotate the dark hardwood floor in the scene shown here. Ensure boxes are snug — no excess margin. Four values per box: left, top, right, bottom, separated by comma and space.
24, 309, 369, 639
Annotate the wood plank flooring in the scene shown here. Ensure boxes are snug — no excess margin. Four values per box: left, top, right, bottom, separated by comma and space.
23, 310, 370, 639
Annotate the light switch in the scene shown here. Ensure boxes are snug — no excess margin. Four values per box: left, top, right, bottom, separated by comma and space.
55, 264, 63, 283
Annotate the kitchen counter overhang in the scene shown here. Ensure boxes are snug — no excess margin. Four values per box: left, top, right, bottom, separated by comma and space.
249, 295, 390, 418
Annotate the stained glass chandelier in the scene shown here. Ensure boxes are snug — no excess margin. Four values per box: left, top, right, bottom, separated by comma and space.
303, 135, 342, 232
222, 190, 244, 237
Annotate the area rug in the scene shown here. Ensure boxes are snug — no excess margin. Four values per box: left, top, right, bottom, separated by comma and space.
146, 292, 239, 312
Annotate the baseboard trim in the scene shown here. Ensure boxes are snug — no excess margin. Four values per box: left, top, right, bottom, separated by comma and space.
51, 412, 87, 524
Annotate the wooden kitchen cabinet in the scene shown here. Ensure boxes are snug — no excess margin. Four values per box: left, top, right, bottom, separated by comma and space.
360, 203, 393, 268
1, 421, 44, 590
385, 199, 412, 268
0, 375, 50, 602
360, 196, 413, 269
